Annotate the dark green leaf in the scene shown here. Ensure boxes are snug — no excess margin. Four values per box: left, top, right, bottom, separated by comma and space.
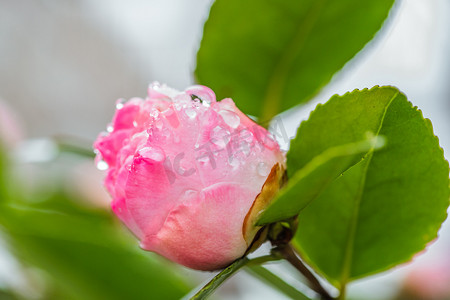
290, 87, 450, 291
196, 0, 395, 120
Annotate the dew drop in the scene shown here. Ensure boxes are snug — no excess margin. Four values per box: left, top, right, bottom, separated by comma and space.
197, 155, 209, 164
97, 160, 109, 171
211, 126, 230, 148
185, 86, 216, 106
155, 119, 163, 130
161, 129, 171, 139
241, 144, 251, 156
150, 109, 159, 119
239, 129, 254, 143
174, 102, 183, 111
107, 124, 114, 132
149, 81, 161, 90
191, 95, 201, 104
229, 157, 240, 170
219, 110, 240, 129
257, 162, 270, 177
133, 121, 138, 127
263, 134, 278, 149
185, 108, 197, 119
116, 98, 126, 110
183, 189, 198, 198
138, 147, 165, 162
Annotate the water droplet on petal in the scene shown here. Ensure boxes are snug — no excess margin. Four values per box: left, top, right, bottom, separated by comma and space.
191, 95, 201, 104
149, 81, 161, 90
116, 98, 126, 110
174, 134, 180, 143
162, 107, 180, 128
161, 129, 171, 139
241, 144, 251, 156
185, 85, 216, 106
131, 131, 149, 143
183, 189, 198, 198
240, 129, 254, 143
155, 119, 163, 130
211, 126, 230, 148
263, 133, 278, 149
174, 102, 183, 111
107, 124, 114, 132
138, 147, 165, 162
197, 155, 209, 164
97, 160, 109, 171
185, 108, 197, 119
219, 110, 240, 129
229, 157, 239, 170
257, 162, 271, 177
133, 121, 138, 127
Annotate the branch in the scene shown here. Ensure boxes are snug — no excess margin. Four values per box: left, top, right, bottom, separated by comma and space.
274, 244, 333, 300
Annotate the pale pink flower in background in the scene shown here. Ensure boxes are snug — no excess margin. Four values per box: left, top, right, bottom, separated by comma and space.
69, 161, 111, 209
0, 100, 24, 149
402, 256, 450, 299
93, 83, 286, 270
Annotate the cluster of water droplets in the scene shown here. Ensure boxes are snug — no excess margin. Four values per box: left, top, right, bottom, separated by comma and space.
96, 82, 279, 183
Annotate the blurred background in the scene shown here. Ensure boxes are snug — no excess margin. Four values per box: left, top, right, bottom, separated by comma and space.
0, 0, 449, 299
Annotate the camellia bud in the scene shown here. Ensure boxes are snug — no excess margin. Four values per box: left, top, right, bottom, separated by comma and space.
93, 83, 286, 270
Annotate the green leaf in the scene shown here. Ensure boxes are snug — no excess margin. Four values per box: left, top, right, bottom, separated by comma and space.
257, 135, 385, 225
289, 87, 450, 290
0, 142, 9, 202
1, 197, 191, 300
196, 0, 395, 120
55, 137, 96, 158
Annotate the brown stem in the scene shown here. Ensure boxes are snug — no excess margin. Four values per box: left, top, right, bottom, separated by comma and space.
274, 244, 333, 300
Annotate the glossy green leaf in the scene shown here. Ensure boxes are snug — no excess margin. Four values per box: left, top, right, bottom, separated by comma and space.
290, 87, 450, 290
257, 135, 384, 225
196, 0, 395, 120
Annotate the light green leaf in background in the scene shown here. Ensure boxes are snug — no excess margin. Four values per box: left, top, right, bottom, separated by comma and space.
0, 186, 191, 300
289, 87, 449, 294
196, 0, 395, 120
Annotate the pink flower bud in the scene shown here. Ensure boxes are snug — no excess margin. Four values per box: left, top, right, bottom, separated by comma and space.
93, 83, 286, 270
